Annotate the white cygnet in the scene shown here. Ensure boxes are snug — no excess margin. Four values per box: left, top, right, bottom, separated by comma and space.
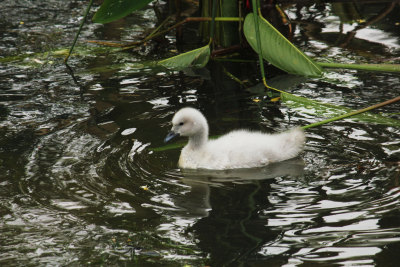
165, 107, 305, 170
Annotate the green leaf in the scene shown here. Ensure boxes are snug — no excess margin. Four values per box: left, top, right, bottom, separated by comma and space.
92, 0, 154, 24
244, 13, 323, 77
281, 92, 400, 127
158, 45, 210, 70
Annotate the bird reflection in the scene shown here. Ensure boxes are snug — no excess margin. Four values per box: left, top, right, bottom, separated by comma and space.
173, 158, 304, 266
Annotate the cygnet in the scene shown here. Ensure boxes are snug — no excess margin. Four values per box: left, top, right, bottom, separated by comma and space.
165, 107, 305, 170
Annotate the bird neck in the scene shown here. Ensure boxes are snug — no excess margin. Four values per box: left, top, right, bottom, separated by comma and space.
188, 128, 208, 149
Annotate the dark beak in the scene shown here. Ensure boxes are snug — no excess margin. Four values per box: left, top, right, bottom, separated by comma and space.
164, 131, 179, 143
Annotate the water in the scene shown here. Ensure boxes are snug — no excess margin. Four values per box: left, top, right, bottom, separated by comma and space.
1, 1, 400, 266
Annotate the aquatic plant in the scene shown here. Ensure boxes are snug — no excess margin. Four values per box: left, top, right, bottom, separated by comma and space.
36, 0, 400, 131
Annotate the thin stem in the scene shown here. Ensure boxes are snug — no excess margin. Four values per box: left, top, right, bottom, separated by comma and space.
223, 66, 246, 85
64, 0, 93, 63
317, 62, 400, 73
88, 17, 243, 50
301, 96, 400, 130
146, 15, 174, 40
210, 0, 219, 42
251, 1, 267, 84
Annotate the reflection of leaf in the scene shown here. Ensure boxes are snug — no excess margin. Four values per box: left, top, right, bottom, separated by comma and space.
281, 92, 400, 127
310, 32, 389, 55
150, 141, 186, 152
158, 45, 210, 70
243, 13, 323, 77
331, 3, 361, 24
93, 0, 154, 24
267, 74, 308, 90
151, 135, 219, 152
247, 76, 306, 99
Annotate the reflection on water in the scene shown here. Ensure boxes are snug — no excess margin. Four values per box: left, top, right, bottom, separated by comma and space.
1, 0, 400, 266
175, 159, 304, 217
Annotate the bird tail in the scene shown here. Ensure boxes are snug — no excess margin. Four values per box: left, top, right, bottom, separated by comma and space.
279, 127, 306, 161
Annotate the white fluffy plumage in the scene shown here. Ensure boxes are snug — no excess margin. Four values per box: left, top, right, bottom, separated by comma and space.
165, 107, 305, 170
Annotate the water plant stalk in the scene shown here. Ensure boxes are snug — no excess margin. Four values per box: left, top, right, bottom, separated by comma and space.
64, 0, 93, 63
317, 62, 400, 73
251, 0, 267, 85
301, 96, 400, 130
116, 17, 244, 50
209, 0, 219, 42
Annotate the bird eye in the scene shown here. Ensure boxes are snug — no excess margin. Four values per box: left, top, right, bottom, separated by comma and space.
179, 122, 184, 126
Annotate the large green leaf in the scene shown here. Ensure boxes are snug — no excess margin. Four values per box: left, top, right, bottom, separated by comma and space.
281, 92, 400, 127
244, 13, 323, 77
158, 45, 210, 70
93, 0, 154, 24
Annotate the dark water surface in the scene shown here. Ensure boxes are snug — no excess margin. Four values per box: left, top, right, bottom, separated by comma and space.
1, 1, 400, 266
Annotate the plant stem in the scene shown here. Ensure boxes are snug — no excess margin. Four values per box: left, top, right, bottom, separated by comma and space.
210, 0, 218, 42
89, 17, 243, 49
301, 96, 400, 130
250, 1, 267, 86
146, 15, 173, 40
317, 62, 400, 73
213, 17, 243, 21
223, 67, 246, 85
64, 0, 93, 63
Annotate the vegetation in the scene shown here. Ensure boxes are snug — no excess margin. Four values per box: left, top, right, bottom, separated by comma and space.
63, 0, 400, 132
